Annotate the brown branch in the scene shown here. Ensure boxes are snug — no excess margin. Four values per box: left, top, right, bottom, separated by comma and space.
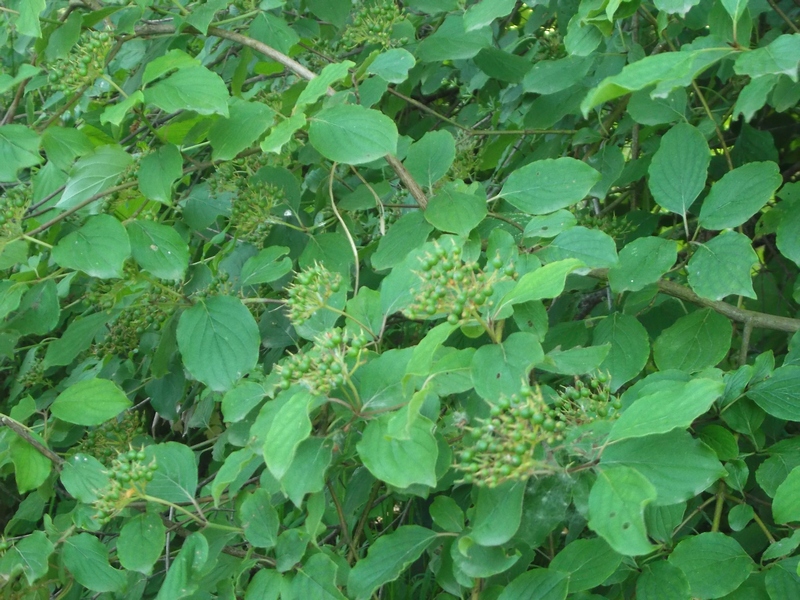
589, 269, 800, 333
765, 0, 800, 33
0, 415, 64, 469
1, 78, 29, 126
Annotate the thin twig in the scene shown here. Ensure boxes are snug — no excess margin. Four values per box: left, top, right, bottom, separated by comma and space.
589, 269, 800, 333
0, 415, 64, 469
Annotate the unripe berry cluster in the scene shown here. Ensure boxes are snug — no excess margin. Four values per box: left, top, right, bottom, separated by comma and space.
404, 243, 517, 324
46, 30, 112, 94
231, 180, 284, 247
18, 356, 48, 390
0, 185, 30, 238
286, 263, 342, 326
457, 384, 563, 487
93, 447, 156, 524
555, 372, 621, 424
77, 412, 145, 465
94, 293, 173, 359
342, 0, 408, 49
276, 328, 368, 396
576, 212, 633, 240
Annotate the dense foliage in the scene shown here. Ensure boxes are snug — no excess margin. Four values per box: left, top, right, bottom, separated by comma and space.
1, 0, 800, 598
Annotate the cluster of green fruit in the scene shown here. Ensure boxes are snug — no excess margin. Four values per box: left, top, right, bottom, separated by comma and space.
404, 243, 517, 324
93, 447, 156, 524
232, 0, 259, 12
0, 185, 30, 239
76, 412, 146, 465
286, 262, 342, 325
341, 0, 408, 49
18, 356, 48, 390
231, 180, 284, 246
94, 295, 173, 358
46, 30, 112, 94
458, 384, 563, 487
555, 372, 622, 423
576, 211, 633, 240
276, 327, 369, 396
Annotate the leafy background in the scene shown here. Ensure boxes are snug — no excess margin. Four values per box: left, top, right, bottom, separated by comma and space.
1, 0, 800, 598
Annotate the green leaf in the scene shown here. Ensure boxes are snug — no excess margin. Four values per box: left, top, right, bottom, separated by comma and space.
309, 104, 398, 165
60, 453, 110, 503
747, 366, 800, 420
594, 313, 650, 390
404, 131, 456, 188
733, 74, 779, 122
261, 113, 307, 154
51, 378, 132, 426
250, 12, 299, 55
588, 466, 657, 556
56, 145, 133, 210
668, 532, 754, 598
292, 553, 347, 600
655, 0, 702, 15
348, 526, 438, 600
471, 332, 543, 400
429, 495, 464, 533
549, 538, 622, 593
463, 0, 516, 30
497, 569, 568, 600
538, 227, 618, 268
43, 311, 110, 369
240, 246, 292, 285
647, 123, 709, 217
0, 281, 26, 321
8, 430, 52, 494
372, 210, 433, 271
117, 513, 166, 575
209, 98, 275, 161
1, 531, 54, 586
5, 281, 60, 336
52, 214, 131, 279
155, 532, 208, 600
239, 488, 280, 548
636, 562, 691, 600
523, 56, 594, 95
687, 231, 758, 300
281, 437, 333, 507
0, 64, 39, 95
357, 414, 438, 488
581, 46, 734, 113
263, 391, 312, 481
499, 259, 584, 311
720, 0, 748, 22
452, 539, 520, 578
211, 447, 259, 506
539, 344, 611, 375
142, 49, 201, 84
138, 144, 183, 204
653, 308, 732, 373
470, 481, 525, 546
145, 66, 230, 116
474, 47, 533, 83
698, 162, 782, 230
295, 61, 353, 111
523, 210, 577, 239
246, 569, 282, 600
184, 0, 228, 34
145, 442, 198, 504
176, 295, 260, 392
41, 126, 94, 171
424, 187, 486, 236
0, 125, 42, 182
602, 430, 726, 505
608, 237, 677, 293
628, 88, 687, 125
367, 49, 416, 84
609, 378, 724, 442
734, 34, 800, 80
15, 0, 45, 38
416, 16, 492, 62
62, 533, 126, 593
500, 158, 601, 215
127, 219, 190, 280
